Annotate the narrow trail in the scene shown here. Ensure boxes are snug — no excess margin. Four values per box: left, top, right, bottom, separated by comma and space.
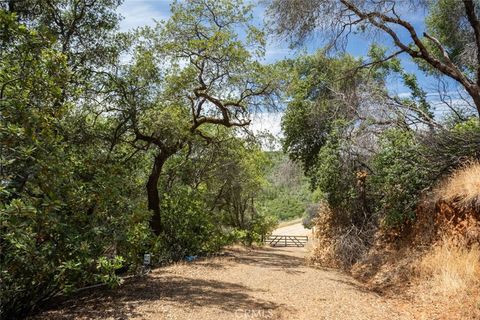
36, 224, 414, 320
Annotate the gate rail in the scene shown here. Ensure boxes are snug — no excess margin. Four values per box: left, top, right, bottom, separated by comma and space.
264, 235, 308, 247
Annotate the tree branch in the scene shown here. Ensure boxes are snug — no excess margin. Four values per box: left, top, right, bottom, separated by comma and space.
463, 0, 480, 85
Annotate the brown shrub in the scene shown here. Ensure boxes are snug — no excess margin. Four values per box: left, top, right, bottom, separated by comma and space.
415, 163, 480, 314
309, 202, 373, 269
352, 162, 480, 295
409, 161, 480, 247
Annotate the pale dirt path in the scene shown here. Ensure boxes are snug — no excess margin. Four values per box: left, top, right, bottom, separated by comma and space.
35, 224, 414, 320
272, 221, 311, 236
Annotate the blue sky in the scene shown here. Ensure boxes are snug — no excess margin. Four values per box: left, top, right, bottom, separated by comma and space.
117, 0, 443, 94
117, 0, 465, 136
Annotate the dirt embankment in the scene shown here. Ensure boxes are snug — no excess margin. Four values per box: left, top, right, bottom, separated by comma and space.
351, 162, 480, 319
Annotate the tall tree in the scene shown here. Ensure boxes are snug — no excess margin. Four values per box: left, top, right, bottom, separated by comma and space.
109, 0, 277, 235
267, 0, 480, 116
0, 3, 146, 317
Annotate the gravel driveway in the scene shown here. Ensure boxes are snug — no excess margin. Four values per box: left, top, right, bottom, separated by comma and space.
34, 224, 414, 320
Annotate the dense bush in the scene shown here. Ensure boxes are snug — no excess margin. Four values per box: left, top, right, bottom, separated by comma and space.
0, 2, 278, 317
370, 121, 480, 227
0, 132, 150, 318
371, 129, 430, 226
420, 118, 480, 175
160, 187, 227, 260
312, 134, 359, 222
280, 48, 480, 270
0, 8, 150, 317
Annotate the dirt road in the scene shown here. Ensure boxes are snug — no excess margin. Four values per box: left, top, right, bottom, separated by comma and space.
272, 221, 311, 236
35, 224, 414, 320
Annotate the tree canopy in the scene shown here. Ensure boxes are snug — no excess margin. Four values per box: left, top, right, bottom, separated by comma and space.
267, 0, 480, 116
0, 1, 280, 316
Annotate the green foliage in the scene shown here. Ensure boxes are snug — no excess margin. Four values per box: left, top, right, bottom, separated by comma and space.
10, 1, 480, 318
371, 129, 430, 226
107, 0, 280, 240
0, 3, 278, 315
247, 213, 278, 243
313, 132, 346, 207
0, 2, 304, 317
280, 52, 379, 228
308, 126, 367, 227
257, 152, 312, 222
425, 0, 478, 72
1, 150, 148, 316
280, 48, 478, 233
96, 256, 126, 288
149, 133, 278, 257
270, 0, 480, 271
0, 6, 150, 317
452, 117, 480, 133
160, 187, 225, 259
419, 118, 480, 176
370, 123, 480, 227
260, 195, 306, 221
281, 52, 363, 174
281, 99, 328, 175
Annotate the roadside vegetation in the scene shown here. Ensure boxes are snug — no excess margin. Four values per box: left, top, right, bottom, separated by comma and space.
0, 1, 282, 317
1, 0, 479, 319
268, 0, 480, 317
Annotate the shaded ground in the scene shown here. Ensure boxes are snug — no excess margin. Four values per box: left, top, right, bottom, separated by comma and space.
33, 224, 415, 320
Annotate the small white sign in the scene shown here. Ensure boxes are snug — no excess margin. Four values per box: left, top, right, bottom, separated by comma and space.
143, 253, 151, 266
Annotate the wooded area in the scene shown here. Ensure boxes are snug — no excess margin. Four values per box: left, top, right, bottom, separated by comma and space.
1, 0, 479, 318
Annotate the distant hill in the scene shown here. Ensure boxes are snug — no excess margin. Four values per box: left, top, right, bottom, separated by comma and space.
257, 151, 313, 222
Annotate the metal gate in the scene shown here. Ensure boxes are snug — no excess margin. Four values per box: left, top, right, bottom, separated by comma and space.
264, 235, 308, 247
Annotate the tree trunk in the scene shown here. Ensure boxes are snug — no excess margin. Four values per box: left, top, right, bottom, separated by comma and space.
468, 86, 480, 117
146, 152, 168, 236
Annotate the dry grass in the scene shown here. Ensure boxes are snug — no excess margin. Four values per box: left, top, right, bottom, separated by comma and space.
433, 161, 480, 245
411, 237, 480, 319
439, 161, 480, 209
412, 163, 480, 317
418, 237, 480, 294
406, 163, 480, 318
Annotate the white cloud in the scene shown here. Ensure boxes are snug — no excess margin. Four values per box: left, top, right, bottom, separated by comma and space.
118, 0, 171, 31
249, 112, 284, 137
263, 45, 293, 63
